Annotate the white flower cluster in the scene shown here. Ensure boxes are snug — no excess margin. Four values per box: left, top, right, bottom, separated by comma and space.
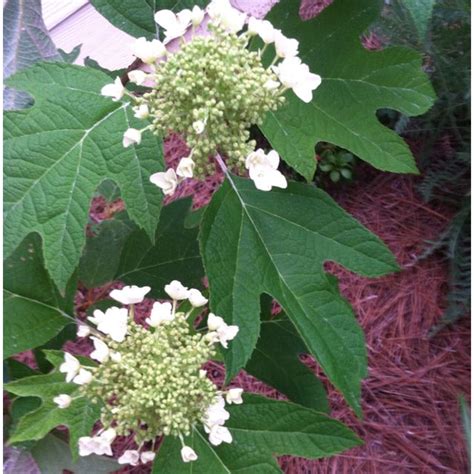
100, 0, 321, 193
54, 281, 242, 465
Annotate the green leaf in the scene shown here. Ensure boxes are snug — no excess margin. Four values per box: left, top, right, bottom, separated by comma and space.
115, 198, 204, 298
90, 0, 208, 40
79, 214, 137, 288
3, 0, 60, 110
4, 234, 75, 358
261, 0, 435, 180
403, 0, 435, 42
4, 62, 164, 291
246, 318, 329, 413
95, 178, 121, 202
58, 45, 83, 64
153, 394, 362, 473
31, 434, 119, 474
200, 175, 398, 416
5, 351, 100, 461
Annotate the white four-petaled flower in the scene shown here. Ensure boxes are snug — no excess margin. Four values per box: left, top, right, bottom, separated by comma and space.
150, 169, 179, 196
208, 424, 233, 446
140, 451, 156, 463
110, 285, 151, 305
155, 9, 192, 43
118, 449, 141, 466
274, 30, 299, 58
248, 18, 275, 44
53, 394, 72, 409
272, 57, 321, 103
133, 104, 149, 119
188, 288, 208, 307
165, 280, 189, 300
88, 306, 129, 342
206, 313, 239, 348
226, 388, 243, 404
208, 0, 246, 33
100, 77, 125, 101
145, 301, 174, 327
123, 128, 142, 148
132, 37, 167, 64
176, 157, 195, 178
79, 429, 116, 457
73, 368, 93, 385
128, 69, 148, 86
59, 353, 81, 383
245, 148, 287, 192
90, 336, 110, 363
181, 445, 198, 462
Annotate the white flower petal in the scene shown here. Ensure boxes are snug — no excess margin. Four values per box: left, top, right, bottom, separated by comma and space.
150, 169, 178, 196
140, 451, 156, 463
77, 325, 91, 338
146, 301, 174, 327
73, 368, 93, 385
226, 388, 243, 404
181, 445, 198, 462
90, 336, 109, 363
188, 288, 208, 307
110, 285, 151, 305
207, 312, 225, 331
118, 449, 140, 466
122, 128, 142, 148
53, 394, 72, 409
59, 353, 81, 383
164, 280, 189, 300
176, 157, 195, 178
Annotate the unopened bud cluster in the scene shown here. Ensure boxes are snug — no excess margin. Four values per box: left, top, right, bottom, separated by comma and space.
84, 312, 217, 442
140, 24, 282, 177
56, 282, 242, 466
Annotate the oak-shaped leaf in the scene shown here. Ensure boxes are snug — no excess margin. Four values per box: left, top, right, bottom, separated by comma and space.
4, 62, 164, 291
261, 0, 435, 180
200, 175, 397, 415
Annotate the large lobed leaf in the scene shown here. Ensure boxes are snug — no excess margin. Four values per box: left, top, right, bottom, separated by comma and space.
4, 62, 164, 291
3, 0, 60, 110
153, 394, 362, 473
4, 234, 75, 359
5, 351, 100, 461
261, 0, 436, 180
200, 175, 397, 416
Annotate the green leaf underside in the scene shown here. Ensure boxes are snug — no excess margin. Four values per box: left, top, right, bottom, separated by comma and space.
4, 234, 75, 358
200, 175, 397, 415
115, 198, 204, 299
31, 434, 119, 474
3, 0, 60, 110
4, 62, 164, 291
153, 394, 361, 473
261, 0, 435, 180
90, 0, 209, 40
5, 351, 99, 461
246, 318, 329, 413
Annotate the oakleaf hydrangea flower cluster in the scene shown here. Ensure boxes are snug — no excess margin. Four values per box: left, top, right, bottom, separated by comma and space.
55, 282, 241, 465
100, 0, 321, 192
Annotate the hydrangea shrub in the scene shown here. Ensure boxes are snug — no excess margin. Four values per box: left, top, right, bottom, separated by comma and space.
4, 0, 435, 471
